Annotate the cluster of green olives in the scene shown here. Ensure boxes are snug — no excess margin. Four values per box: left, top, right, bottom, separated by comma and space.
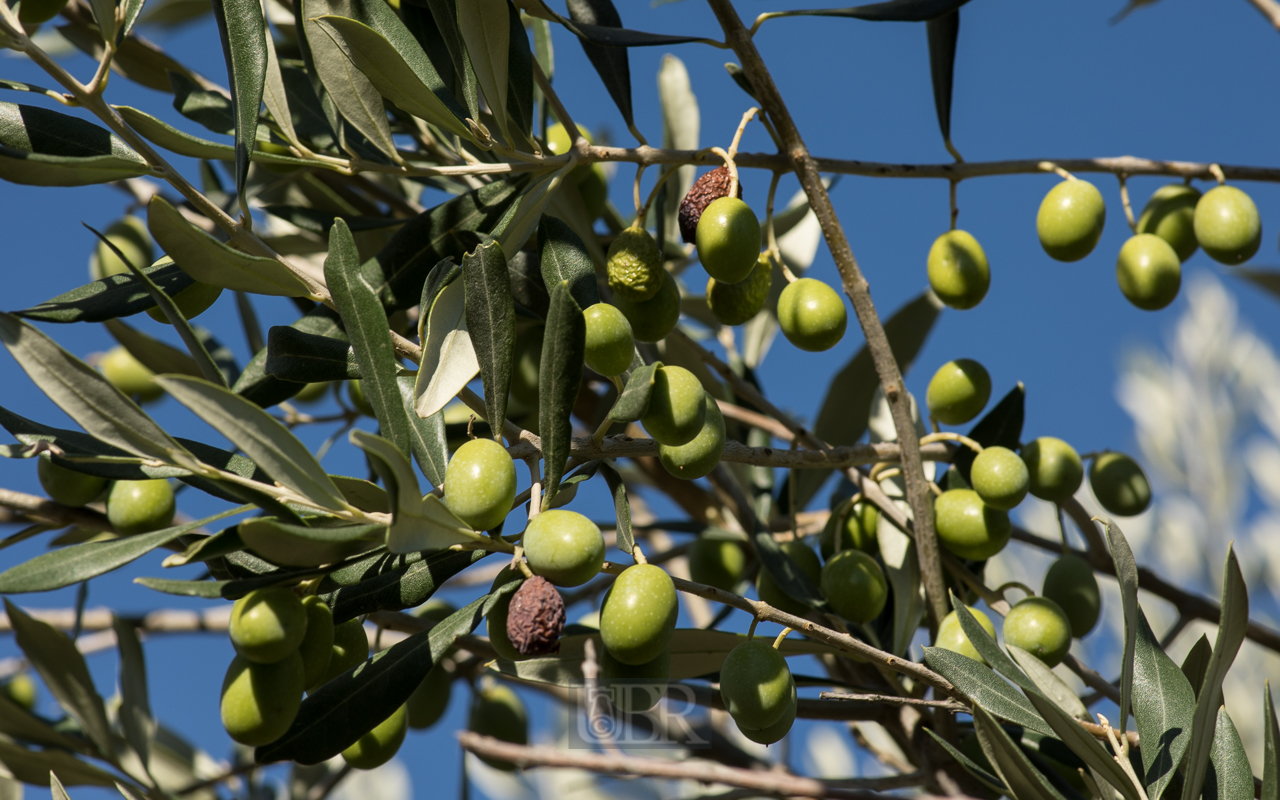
219, 589, 398, 768
37, 456, 176, 535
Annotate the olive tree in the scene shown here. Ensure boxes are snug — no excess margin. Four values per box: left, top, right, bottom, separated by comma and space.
1, 0, 1280, 798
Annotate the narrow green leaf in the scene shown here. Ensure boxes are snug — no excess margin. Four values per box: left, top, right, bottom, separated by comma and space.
566, 0, 634, 133
324, 219, 413, 457
755, 529, 826, 611
332, 475, 389, 513
156, 375, 349, 510
1136, 609, 1196, 800
51, 772, 72, 800
0, 102, 149, 187
262, 36, 300, 149
14, 261, 194, 324
321, 549, 486, 623
953, 598, 1036, 694
462, 241, 515, 440
796, 291, 942, 509
264, 325, 358, 383
415, 263, 479, 418
235, 307, 348, 408
925, 9, 960, 150
255, 594, 494, 764
4, 599, 114, 760
922, 647, 1053, 736
457, 0, 511, 143
116, 106, 311, 166
878, 506, 923, 656
412, 0, 479, 120
523, 0, 721, 48
112, 617, 152, 772
169, 73, 236, 135
537, 216, 601, 312
0, 738, 116, 786
1024, 691, 1140, 800
1008, 645, 1088, 720
164, 525, 245, 567
926, 729, 1007, 793
953, 383, 1024, 481
239, 518, 384, 567
608, 362, 657, 423
0, 507, 249, 593
599, 462, 633, 556
1182, 547, 1249, 800
1182, 634, 1213, 697
1205, 709, 1254, 800
1104, 517, 1141, 736
764, 0, 972, 23
971, 703, 1071, 800
147, 196, 311, 297
0, 312, 194, 466
1264, 683, 1279, 800
539, 282, 585, 509
658, 54, 699, 244
397, 375, 448, 489
0, 692, 87, 752
104, 318, 202, 380
504, 0, 534, 143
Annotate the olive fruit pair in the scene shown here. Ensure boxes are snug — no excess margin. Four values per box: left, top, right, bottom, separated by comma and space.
522, 509, 606, 587
659, 394, 726, 480
38, 457, 106, 508
1004, 596, 1072, 667
469, 682, 529, 771
720, 639, 796, 745
777, 278, 847, 352
642, 365, 708, 447
755, 541, 821, 617
100, 346, 162, 404
1089, 452, 1151, 517
928, 230, 989, 310
933, 489, 1011, 561
697, 197, 761, 285
612, 272, 681, 343
106, 479, 175, 535
926, 359, 991, 426
220, 652, 305, 746
601, 564, 679, 666
935, 606, 997, 664
707, 254, 772, 326
1037, 179, 1106, 262
687, 537, 747, 592
820, 549, 887, 623
1021, 437, 1083, 504
444, 438, 517, 532
583, 303, 635, 377
820, 500, 878, 560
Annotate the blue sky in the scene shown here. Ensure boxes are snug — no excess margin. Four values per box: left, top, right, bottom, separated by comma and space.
3, 0, 1280, 798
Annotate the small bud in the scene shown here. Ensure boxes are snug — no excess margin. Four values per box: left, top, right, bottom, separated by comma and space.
506, 575, 565, 656
678, 167, 743, 245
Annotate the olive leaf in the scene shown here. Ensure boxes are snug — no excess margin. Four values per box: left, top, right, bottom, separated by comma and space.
658, 54, 699, 243
538, 216, 601, 312
1264, 684, 1279, 800
235, 307, 348, 407
320, 549, 487, 623
414, 262, 480, 419
262, 36, 300, 149
104, 318, 203, 380
14, 261, 194, 324
397, 374, 449, 489
112, 617, 153, 771
0, 738, 116, 786
209, 0, 267, 208
238, 518, 384, 567
463, 241, 515, 439
1023, 690, 1141, 800
926, 9, 961, 153
566, 0, 635, 138
754, 529, 826, 611
599, 462, 633, 555
922, 647, 1053, 736
264, 326, 358, 383
971, 703, 1072, 800
761, 0, 972, 23
115, 106, 310, 165
1135, 609, 1195, 800
925, 729, 1007, 793
540, 282, 585, 509
504, 0, 534, 143
457, 0, 511, 144
406, 0, 480, 121
0, 101, 150, 186
608, 362, 658, 424
1206, 709, 1254, 800
1104, 517, 1141, 736
1182, 635, 1213, 698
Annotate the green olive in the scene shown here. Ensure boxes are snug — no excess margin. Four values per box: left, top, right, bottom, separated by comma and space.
106, 479, 175, 536
347, 380, 375, 416
659, 394, 726, 480
935, 606, 997, 664
1041, 554, 1101, 638
641, 365, 707, 447
469, 682, 528, 770
777, 278, 847, 353
509, 325, 544, 405
220, 652, 305, 745
1003, 596, 1072, 667
297, 596, 334, 689
926, 359, 991, 426
100, 346, 162, 404
706, 253, 772, 326
1021, 437, 1083, 504
687, 537, 747, 593
37, 457, 106, 508
229, 587, 309, 664
970, 446, 1030, 511
927, 230, 989, 310
444, 438, 517, 532
1194, 185, 1262, 265
2, 673, 37, 710
18, 0, 68, 24
91, 217, 153, 280
600, 564, 679, 666
933, 489, 1011, 561
607, 226, 665, 302
820, 500, 879, 560
407, 661, 453, 730
522, 509, 606, 587
1089, 452, 1151, 517
485, 566, 527, 662
719, 639, 795, 730
545, 123, 607, 221
600, 646, 670, 713
1136, 183, 1201, 262
583, 303, 635, 377
342, 704, 407, 770
736, 689, 796, 745
145, 281, 224, 324
820, 549, 888, 623
1036, 180, 1106, 262
696, 197, 761, 284
1116, 233, 1181, 311
755, 541, 822, 617
310, 618, 369, 690
612, 272, 681, 343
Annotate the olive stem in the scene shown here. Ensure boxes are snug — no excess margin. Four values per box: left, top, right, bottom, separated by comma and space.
771, 626, 793, 649
631, 163, 647, 220
511, 546, 534, 579
1210, 162, 1227, 184
993, 581, 1035, 601
631, 543, 647, 565
710, 146, 740, 198
526, 458, 543, 518
746, 616, 760, 640
1118, 174, 1137, 233
919, 431, 983, 454
1038, 161, 1076, 181
948, 179, 959, 231
589, 414, 614, 448
763, 170, 784, 265
726, 107, 760, 166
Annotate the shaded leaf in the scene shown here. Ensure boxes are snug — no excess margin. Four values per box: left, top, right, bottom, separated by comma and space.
463, 241, 515, 439
539, 282, 585, 509
14, 261, 194, 324
504, 0, 534, 142
1182, 634, 1213, 699
0, 738, 116, 786
0, 692, 87, 751
457, 0, 511, 142
926, 728, 1007, 793
1263, 684, 1279, 800
264, 325, 358, 383
235, 307, 347, 407
1104, 517, 1140, 736
971, 703, 1070, 800
0, 101, 150, 186
1135, 609, 1196, 800
262, 35, 300, 149
239, 518, 384, 567
255, 594, 496, 764
566, 0, 634, 135
320, 549, 487, 623
925, 9, 960, 149
537, 216, 600, 311
796, 291, 942, 509
608, 362, 657, 423
1024, 690, 1139, 800
766, 0, 972, 23
415, 262, 479, 418
397, 375, 448, 488
112, 617, 152, 771
755, 529, 826, 611
599, 462, 633, 555
922, 647, 1053, 736
1205, 709, 1254, 800
526, 0, 721, 49
116, 106, 311, 166
953, 383, 1024, 481
209, 0, 267, 202
324, 219, 413, 458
